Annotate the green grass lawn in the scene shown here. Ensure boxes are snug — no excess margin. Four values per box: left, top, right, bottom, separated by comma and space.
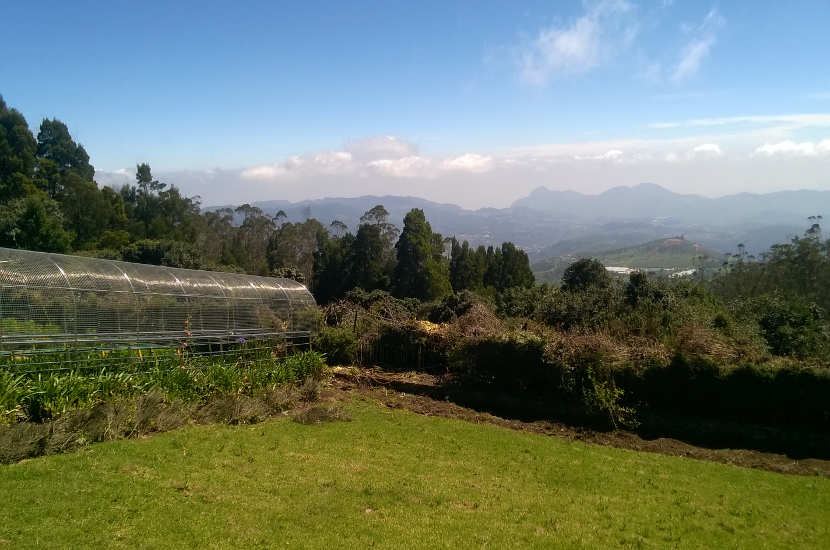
1, 399, 828, 549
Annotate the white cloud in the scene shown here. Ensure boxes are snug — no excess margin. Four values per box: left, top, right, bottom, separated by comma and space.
310, 151, 353, 174
754, 140, 830, 157
519, 0, 636, 85
120, 132, 830, 211
441, 153, 494, 173
598, 149, 624, 160
345, 135, 418, 160
692, 143, 722, 156
238, 141, 495, 183
575, 149, 624, 161
240, 151, 353, 181
671, 8, 724, 82
241, 164, 288, 180
368, 156, 432, 178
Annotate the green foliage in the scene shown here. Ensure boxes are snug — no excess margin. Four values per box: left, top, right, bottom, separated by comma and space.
0, 350, 327, 423
0, 96, 36, 200
583, 364, 638, 430
36, 119, 94, 182
313, 230, 352, 302
271, 265, 306, 283
750, 293, 829, 357
561, 258, 611, 292
446, 331, 830, 430
346, 223, 393, 291
449, 333, 551, 392
422, 290, 481, 323
713, 226, 830, 312
120, 239, 203, 268
313, 206, 399, 302
393, 209, 451, 301
280, 350, 326, 380
449, 239, 485, 292
267, 218, 327, 280
497, 284, 552, 318
0, 192, 72, 252
450, 239, 533, 293
710, 224, 830, 358
343, 288, 419, 317
313, 327, 358, 365
539, 284, 624, 331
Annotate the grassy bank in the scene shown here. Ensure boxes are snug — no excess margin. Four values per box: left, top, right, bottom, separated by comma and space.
1, 399, 828, 549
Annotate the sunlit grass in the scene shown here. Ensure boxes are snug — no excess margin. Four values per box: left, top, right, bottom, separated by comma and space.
1, 398, 828, 549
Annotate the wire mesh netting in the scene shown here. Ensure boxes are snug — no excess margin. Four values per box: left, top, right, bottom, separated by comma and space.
0, 247, 317, 373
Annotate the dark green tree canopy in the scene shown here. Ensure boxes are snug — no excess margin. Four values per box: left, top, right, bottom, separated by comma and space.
450, 238, 532, 293
393, 208, 451, 301
0, 96, 37, 199
36, 119, 94, 181
561, 258, 611, 292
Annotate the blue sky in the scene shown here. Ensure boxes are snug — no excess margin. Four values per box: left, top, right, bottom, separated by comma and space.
3, 0, 830, 207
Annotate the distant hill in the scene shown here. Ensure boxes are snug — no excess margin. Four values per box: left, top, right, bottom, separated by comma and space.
512, 183, 830, 227
598, 237, 727, 269
208, 183, 826, 261
532, 237, 727, 284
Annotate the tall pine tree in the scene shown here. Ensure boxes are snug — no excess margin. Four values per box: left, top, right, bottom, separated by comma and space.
393, 209, 451, 300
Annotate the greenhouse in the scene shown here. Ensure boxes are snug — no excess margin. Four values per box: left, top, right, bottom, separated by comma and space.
0, 247, 317, 372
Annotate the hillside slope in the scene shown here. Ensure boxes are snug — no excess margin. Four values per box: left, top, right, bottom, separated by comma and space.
532, 237, 727, 283
599, 237, 726, 268
2, 400, 827, 548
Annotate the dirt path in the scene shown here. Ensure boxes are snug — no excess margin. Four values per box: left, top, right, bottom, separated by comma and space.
325, 367, 830, 477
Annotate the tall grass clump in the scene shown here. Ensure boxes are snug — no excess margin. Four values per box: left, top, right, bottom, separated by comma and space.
0, 350, 327, 424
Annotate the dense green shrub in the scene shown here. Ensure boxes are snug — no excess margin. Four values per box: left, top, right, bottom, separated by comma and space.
422, 290, 481, 323
449, 333, 552, 393
446, 333, 830, 430
625, 354, 830, 429
370, 322, 449, 372
313, 326, 358, 365
561, 258, 611, 292
538, 284, 624, 331
749, 293, 829, 357
344, 288, 420, 318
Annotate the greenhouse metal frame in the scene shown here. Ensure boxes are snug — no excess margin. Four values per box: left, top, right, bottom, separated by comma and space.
0, 247, 317, 373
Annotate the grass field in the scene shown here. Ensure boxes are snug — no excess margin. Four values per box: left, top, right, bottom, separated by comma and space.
1, 398, 828, 549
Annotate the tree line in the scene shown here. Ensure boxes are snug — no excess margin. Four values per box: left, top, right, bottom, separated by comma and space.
0, 95, 533, 301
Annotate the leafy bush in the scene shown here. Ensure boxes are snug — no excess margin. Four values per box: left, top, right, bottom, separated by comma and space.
313, 327, 358, 365
583, 365, 638, 430
446, 329, 830, 430
344, 289, 419, 317
280, 350, 326, 380
422, 290, 480, 323
537, 284, 624, 331
449, 333, 552, 393
750, 293, 829, 357
370, 321, 449, 372
561, 258, 611, 292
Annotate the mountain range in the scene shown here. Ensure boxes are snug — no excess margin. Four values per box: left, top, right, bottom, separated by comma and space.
210, 184, 829, 261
